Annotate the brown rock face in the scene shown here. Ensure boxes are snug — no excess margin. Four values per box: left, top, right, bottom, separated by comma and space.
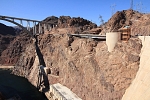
43, 35, 141, 100
14, 33, 141, 100
45, 16, 97, 28
101, 9, 150, 35
0, 23, 17, 57
0, 33, 33, 65
101, 10, 137, 34
0, 23, 23, 65
42, 16, 97, 33
0, 35, 14, 56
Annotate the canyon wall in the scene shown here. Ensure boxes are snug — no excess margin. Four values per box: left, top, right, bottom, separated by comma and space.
13, 34, 141, 100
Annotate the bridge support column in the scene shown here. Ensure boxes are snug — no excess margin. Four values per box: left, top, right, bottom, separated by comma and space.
44, 24, 46, 33
48, 24, 51, 31
20, 20, 23, 26
11, 18, 14, 22
33, 21, 36, 35
39, 23, 41, 34
27, 21, 30, 31
35, 22, 36, 34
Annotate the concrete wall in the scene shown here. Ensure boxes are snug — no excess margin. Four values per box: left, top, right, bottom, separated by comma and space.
49, 83, 82, 100
106, 32, 120, 52
122, 36, 150, 100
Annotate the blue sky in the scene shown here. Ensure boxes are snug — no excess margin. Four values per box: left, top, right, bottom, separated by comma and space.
0, 0, 150, 26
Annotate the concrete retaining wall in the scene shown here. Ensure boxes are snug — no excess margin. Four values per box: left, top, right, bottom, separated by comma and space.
49, 83, 82, 100
122, 36, 150, 100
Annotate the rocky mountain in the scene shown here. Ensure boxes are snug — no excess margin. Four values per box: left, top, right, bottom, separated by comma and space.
43, 16, 97, 28
42, 16, 97, 34
100, 9, 150, 35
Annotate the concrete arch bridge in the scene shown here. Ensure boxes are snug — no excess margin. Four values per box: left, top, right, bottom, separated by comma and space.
0, 15, 57, 37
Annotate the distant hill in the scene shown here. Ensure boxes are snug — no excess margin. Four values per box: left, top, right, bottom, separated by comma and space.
0, 23, 16, 36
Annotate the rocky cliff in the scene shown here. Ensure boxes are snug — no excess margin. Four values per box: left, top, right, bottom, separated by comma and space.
0, 31, 32, 65
100, 9, 150, 35
13, 33, 141, 100
43, 16, 97, 29
0, 23, 22, 65
42, 16, 97, 34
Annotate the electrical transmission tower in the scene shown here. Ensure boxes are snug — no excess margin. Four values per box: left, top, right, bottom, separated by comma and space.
130, 0, 133, 10
110, 4, 116, 16
136, 2, 143, 12
99, 15, 104, 26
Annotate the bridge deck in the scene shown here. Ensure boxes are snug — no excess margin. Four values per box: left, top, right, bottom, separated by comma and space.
0, 15, 41, 22
68, 34, 106, 39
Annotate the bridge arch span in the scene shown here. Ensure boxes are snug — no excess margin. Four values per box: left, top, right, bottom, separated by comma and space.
0, 18, 33, 37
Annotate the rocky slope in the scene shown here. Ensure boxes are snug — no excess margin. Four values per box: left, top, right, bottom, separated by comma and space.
0, 35, 14, 56
0, 22, 32, 65
13, 33, 141, 100
100, 9, 150, 35
42, 16, 97, 34
0, 33, 32, 65
0, 23, 17, 64
0, 29, 32, 66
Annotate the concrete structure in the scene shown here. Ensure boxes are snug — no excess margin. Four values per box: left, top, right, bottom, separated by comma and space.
0, 15, 56, 36
49, 83, 82, 100
118, 26, 131, 41
106, 32, 120, 52
44, 67, 51, 75
70, 33, 121, 52
122, 36, 150, 100
68, 34, 106, 40
0, 66, 14, 69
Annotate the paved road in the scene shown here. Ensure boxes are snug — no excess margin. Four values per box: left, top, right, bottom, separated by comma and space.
68, 34, 106, 39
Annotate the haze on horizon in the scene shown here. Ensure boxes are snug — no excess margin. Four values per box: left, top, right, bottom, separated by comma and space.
0, 0, 150, 26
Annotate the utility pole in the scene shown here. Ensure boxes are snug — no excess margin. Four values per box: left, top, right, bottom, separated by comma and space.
110, 4, 116, 16
130, 0, 133, 10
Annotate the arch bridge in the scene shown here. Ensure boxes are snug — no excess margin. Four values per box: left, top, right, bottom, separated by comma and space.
0, 15, 56, 36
